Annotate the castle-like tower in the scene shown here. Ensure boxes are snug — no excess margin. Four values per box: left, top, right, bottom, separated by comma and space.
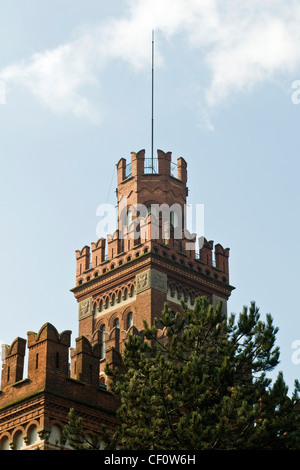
72, 149, 234, 384
0, 149, 234, 450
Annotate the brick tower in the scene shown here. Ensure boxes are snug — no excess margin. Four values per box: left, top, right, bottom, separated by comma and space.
71, 149, 234, 385
0, 148, 234, 450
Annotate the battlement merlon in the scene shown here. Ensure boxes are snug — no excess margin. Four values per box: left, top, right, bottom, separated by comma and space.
70, 336, 101, 386
1, 338, 26, 387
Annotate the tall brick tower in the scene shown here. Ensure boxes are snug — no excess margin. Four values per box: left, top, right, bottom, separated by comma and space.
71, 149, 234, 385
0, 148, 234, 450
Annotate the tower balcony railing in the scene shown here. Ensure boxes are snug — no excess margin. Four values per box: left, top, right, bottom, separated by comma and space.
125, 158, 178, 178
144, 158, 159, 174
170, 162, 178, 178
125, 162, 132, 178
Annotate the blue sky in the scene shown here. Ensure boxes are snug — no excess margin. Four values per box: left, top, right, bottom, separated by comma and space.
1, 0, 300, 392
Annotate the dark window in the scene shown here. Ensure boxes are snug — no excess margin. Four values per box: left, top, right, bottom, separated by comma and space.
127, 312, 133, 329
55, 352, 60, 368
100, 325, 106, 359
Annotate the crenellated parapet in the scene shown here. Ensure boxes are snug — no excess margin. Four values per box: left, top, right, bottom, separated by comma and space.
117, 149, 187, 185
0, 323, 119, 450
0, 323, 118, 411
74, 234, 230, 288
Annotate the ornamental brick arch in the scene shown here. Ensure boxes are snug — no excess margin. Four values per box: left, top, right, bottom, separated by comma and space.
97, 298, 104, 312
24, 419, 40, 435
167, 281, 176, 298
116, 289, 122, 304
110, 292, 116, 307
128, 283, 135, 298
92, 300, 98, 314
94, 317, 109, 332
104, 295, 110, 309
109, 311, 121, 331
121, 286, 128, 300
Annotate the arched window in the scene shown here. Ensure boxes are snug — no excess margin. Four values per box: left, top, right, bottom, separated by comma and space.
99, 375, 106, 385
123, 288, 128, 300
127, 312, 133, 330
113, 318, 119, 329
147, 204, 158, 219
13, 430, 23, 450
127, 210, 133, 227
49, 425, 62, 447
100, 325, 106, 359
26, 425, 38, 447
0, 436, 9, 451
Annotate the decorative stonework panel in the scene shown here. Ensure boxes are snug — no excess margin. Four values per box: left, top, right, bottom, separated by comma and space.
136, 270, 150, 293
78, 297, 93, 320
212, 294, 227, 315
136, 269, 167, 294
151, 269, 167, 292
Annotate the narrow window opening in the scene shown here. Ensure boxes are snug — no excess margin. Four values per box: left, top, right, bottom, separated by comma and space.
100, 325, 106, 359
127, 312, 133, 330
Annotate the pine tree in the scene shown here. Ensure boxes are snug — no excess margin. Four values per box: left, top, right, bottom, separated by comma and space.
62, 408, 120, 450
105, 297, 300, 450
62, 297, 300, 450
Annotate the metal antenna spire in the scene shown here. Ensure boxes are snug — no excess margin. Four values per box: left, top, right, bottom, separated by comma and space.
151, 29, 155, 171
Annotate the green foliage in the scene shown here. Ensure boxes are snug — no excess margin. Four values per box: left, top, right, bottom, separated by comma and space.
104, 297, 300, 450
62, 408, 121, 450
62, 408, 101, 450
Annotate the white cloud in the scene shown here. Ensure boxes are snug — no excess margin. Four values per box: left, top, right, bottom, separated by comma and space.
1, 0, 300, 124
0, 35, 103, 123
